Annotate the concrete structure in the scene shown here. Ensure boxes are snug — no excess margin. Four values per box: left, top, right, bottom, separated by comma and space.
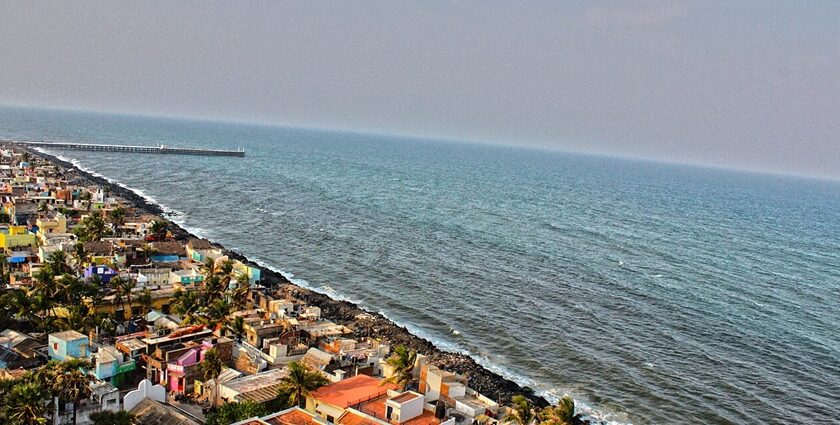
48, 330, 90, 361
12, 140, 245, 157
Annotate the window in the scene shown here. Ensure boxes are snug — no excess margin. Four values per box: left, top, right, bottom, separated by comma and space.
53, 342, 58, 351
326, 416, 335, 423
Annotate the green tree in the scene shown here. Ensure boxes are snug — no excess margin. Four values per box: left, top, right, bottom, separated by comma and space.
230, 315, 245, 343
89, 410, 135, 425
59, 367, 94, 425
199, 348, 224, 408
149, 219, 167, 240
138, 288, 153, 316
0, 381, 49, 425
505, 395, 536, 425
171, 289, 201, 324
205, 401, 267, 425
537, 395, 575, 425
382, 345, 417, 390
278, 361, 329, 408
108, 206, 126, 237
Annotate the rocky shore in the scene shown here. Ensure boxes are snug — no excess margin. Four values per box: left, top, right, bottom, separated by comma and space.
22, 146, 550, 408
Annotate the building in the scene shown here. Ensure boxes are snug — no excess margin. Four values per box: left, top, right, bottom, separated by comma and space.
0, 225, 36, 250
306, 375, 398, 423
91, 344, 136, 386
84, 264, 118, 284
231, 407, 327, 425
48, 330, 90, 361
170, 268, 205, 287
219, 367, 290, 405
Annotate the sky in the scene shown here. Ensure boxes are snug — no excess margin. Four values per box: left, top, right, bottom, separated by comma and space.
1, 1, 839, 179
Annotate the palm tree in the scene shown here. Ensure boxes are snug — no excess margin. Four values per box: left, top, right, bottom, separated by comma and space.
278, 361, 329, 408
204, 298, 232, 333
72, 242, 89, 269
382, 345, 417, 390
171, 289, 201, 324
59, 367, 94, 425
138, 288, 153, 316
1, 381, 49, 424
228, 274, 250, 311
505, 395, 536, 425
108, 277, 136, 320
46, 250, 72, 276
79, 191, 92, 211
108, 206, 126, 237
149, 220, 167, 240
199, 348, 224, 407
537, 395, 575, 425
230, 316, 245, 342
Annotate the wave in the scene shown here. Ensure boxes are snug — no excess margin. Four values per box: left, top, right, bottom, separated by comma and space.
37, 147, 631, 425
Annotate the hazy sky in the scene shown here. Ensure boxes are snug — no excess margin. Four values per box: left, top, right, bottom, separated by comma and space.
1, 1, 838, 178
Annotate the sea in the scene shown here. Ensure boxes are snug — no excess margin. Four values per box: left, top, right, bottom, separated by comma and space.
1, 106, 838, 424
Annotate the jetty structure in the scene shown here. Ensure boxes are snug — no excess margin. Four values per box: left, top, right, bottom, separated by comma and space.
3, 139, 245, 157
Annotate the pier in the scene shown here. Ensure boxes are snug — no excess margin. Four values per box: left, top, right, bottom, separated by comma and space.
5, 140, 245, 157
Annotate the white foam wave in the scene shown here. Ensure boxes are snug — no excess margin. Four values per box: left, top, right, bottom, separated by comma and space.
34, 147, 632, 425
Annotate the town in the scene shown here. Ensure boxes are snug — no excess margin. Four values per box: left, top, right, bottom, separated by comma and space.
0, 147, 584, 425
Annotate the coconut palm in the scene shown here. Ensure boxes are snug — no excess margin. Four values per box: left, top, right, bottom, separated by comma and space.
0, 381, 49, 424
382, 345, 417, 390
138, 288, 153, 316
46, 250, 72, 276
108, 206, 126, 237
59, 367, 94, 425
505, 395, 536, 425
108, 276, 136, 320
199, 348, 224, 407
278, 361, 329, 408
72, 242, 89, 269
230, 315, 245, 342
171, 289, 201, 324
149, 220, 167, 240
537, 395, 575, 425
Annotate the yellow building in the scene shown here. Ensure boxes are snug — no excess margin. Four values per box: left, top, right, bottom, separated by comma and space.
0, 226, 37, 249
36, 214, 67, 235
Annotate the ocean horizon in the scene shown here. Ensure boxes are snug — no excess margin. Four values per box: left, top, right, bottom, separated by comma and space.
1, 106, 838, 424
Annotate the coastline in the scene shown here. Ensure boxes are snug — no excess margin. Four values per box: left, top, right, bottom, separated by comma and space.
22, 145, 550, 408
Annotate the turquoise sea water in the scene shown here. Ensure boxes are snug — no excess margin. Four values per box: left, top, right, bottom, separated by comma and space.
1, 107, 838, 424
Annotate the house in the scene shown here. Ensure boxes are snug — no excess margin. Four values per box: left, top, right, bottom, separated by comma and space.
341, 390, 455, 425
149, 241, 185, 262
91, 344, 136, 386
48, 330, 90, 361
418, 365, 499, 419
231, 407, 326, 425
306, 375, 398, 423
84, 264, 118, 284
0, 225, 36, 250
186, 238, 217, 262
0, 329, 46, 369
169, 268, 205, 287
219, 367, 290, 405
141, 329, 232, 394
84, 240, 115, 266
35, 213, 67, 235
136, 267, 173, 287
128, 398, 203, 425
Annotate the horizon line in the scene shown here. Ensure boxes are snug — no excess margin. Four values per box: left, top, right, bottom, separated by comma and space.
2, 102, 838, 184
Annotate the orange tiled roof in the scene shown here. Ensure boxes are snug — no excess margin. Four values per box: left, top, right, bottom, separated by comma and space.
310, 375, 397, 408
265, 409, 321, 425
338, 411, 382, 425
359, 395, 440, 425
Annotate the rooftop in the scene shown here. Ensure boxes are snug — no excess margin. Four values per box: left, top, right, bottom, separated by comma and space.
263, 407, 326, 425
310, 375, 397, 409
50, 330, 87, 342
